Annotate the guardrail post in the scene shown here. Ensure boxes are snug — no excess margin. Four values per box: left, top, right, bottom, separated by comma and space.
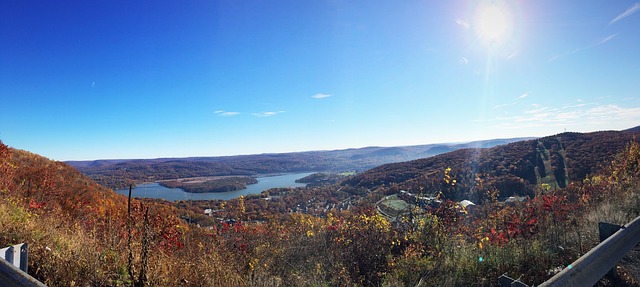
598, 222, 622, 278
0, 243, 44, 286
0, 246, 13, 266
538, 215, 640, 287
19, 243, 28, 273
0, 243, 28, 273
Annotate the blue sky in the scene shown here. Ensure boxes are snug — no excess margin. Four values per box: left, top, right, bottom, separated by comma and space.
1, 0, 639, 161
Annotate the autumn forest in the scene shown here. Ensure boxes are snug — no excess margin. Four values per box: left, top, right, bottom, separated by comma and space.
1, 127, 640, 286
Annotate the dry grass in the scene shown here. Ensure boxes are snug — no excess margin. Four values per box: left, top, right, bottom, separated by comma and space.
0, 195, 249, 286
2, 140, 639, 286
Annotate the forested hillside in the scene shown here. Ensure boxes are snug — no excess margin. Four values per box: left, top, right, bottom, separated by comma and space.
0, 141, 194, 286
67, 138, 529, 189
1, 127, 639, 286
343, 128, 640, 202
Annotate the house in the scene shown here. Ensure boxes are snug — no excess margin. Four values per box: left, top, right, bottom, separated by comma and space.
459, 200, 477, 214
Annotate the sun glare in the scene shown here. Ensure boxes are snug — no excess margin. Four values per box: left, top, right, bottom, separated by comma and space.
475, 3, 513, 47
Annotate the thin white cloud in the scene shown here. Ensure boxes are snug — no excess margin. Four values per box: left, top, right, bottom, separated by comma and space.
548, 54, 563, 62
479, 102, 640, 131
252, 111, 285, 117
555, 111, 581, 121
91, 81, 95, 88
456, 18, 470, 29
595, 34, 618, 46
459, 57, 469, 65
312, 93, 332, 99
214, 110, 240, 116
493, 103, 516, 109
610, 3, 640, 24
549, 33, 618, 62
561, 103, 588, 109
493, 93, 528, 109
568, 34, 617, 55
585, 104, 640, 121
525, 105, 550, 114
507, 50, 520, 60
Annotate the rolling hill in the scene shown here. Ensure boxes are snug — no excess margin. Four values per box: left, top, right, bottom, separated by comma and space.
0, 140, 190, 286
1, 126, 639, 286
66, 138, 531, 189
342, 127, 640, 202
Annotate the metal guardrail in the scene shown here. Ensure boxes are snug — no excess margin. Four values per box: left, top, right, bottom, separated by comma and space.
0, 243, 47, 287
501, 215, 640, 287
1, 243, 29, 272
537, 215, 640, 287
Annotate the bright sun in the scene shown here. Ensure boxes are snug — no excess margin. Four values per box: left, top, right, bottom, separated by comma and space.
475, 3, 513, 47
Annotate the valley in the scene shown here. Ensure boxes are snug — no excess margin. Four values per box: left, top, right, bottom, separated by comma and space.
66, 138, 530, 190
2, 127, 640, 286
5, 1, 640, 285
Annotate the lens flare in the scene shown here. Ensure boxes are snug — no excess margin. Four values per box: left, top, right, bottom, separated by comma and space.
475, 2, 513, 47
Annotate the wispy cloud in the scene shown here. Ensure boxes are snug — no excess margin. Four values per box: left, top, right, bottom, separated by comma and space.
507, 50, 520, 60
312, 93, 332, 99
561, 103, 587, 109
478, 102, 640, 130
459, 57, 469, 65
214, 110, 240, 116
585, 104, 640, 122
493, 103, 516, 109
252, 111, 285, 117
595, 34, 618, 46
492, 93, 529, 109
456, 18, 470, 29
549, 33, 618, 62
524, 105, 550, 114
610, 3, 640, 24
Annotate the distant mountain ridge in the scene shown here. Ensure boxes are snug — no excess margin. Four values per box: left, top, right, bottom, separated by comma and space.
66, 138, 532, 189
342, 127, 640, 202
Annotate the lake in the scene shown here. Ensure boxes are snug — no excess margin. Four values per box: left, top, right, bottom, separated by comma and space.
115, 172, 313, 201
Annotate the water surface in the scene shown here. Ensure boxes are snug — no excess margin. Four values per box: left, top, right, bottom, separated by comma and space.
115, 172, 313, 201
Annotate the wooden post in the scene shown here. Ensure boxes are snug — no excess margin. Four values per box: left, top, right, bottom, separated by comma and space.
127, 185, 135, 284
128, 185, 132, 215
